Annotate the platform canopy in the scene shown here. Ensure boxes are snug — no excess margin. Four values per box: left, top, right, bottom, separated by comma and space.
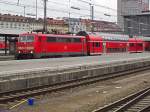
0, 28, 29, 37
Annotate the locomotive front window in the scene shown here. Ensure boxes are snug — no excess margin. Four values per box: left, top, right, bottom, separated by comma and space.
20, 36, 26, 42
26, 36, 34, 42
19, 36, 34, 42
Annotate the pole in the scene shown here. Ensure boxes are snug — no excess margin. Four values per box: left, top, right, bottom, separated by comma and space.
36, 0, 37, 20
139, 23, 141, 36
91, 5, 94, 20
43, 0, 47, 33
90, 4, 94, 32
17, 0, 19, 5
68, 0, 71, 33
24, 6, 26, 17
5, 35, 7, 55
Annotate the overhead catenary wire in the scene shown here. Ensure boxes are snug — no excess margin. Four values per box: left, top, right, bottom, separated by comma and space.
0, 0, 115, 24
0, 0, 149, 30
0, 0, 117, 18
0, 0, 92, 18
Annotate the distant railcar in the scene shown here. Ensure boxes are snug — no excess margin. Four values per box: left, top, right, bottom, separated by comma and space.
141, 37, 150, 51
0, 37, 8, 50
128, 38, 144, 53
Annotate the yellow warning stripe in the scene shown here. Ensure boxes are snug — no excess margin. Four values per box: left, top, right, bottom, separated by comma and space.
9, 99, 27, 110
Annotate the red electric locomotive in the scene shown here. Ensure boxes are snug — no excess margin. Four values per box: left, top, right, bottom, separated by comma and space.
16, 33, 87, 59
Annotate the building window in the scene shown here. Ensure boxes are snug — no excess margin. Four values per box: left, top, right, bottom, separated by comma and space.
10, 23, 12, 28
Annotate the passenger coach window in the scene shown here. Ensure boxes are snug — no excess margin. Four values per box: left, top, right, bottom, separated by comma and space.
129, 43, 134, 47
20, 36, 26, 42
19, 36, 34, 42
138, 43, 143, 46
47, 37, 57, 42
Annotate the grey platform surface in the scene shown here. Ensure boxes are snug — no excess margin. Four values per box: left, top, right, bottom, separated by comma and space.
0, 53, 150, 76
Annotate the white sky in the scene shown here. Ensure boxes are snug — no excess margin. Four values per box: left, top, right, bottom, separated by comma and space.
0, 0, 117, 22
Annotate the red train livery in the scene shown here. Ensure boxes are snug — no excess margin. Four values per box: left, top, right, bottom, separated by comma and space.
16, 33, 88, 58
0, 37, 8, 50
98, 33, 129, 53
128, 38, 144, 53
141, 37, 150, 51
15, 32, 144, 59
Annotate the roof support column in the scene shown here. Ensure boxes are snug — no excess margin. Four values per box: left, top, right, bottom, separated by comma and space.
4, 35, 7, 55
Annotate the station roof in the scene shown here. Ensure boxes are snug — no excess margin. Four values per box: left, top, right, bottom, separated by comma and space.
0, 28, 28, 37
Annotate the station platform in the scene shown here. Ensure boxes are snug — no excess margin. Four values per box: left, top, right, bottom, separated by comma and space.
0, 53, 150, 93
0, 55, 14, 61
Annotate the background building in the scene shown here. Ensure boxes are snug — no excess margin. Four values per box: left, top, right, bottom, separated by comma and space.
0, 13, 121, 35
0, 14, 68, 35
118, 0, 149, 32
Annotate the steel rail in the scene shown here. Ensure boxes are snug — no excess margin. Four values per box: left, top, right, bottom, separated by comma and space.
93, 87, 150, 112
0, 65, 150, 104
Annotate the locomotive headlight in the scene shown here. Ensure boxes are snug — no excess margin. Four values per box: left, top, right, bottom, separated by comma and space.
18, 51, 21, 54
30, 51, 33, 54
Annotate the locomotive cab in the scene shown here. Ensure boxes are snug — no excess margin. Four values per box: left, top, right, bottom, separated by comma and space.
15, 34, 36, 59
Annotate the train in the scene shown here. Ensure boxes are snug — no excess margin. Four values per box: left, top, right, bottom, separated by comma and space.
0, 37, 8, 50
15, 31, 150, 59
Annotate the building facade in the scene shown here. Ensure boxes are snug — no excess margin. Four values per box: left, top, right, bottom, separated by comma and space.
117, 0, 149, 32
64, 18, 87, 34
0, 14, 30, 34
124, 13, 150, 36
0, 14, 69, 34
0, 14, 121, 35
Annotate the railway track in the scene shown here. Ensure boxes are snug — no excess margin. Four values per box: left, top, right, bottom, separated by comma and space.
0, 66, 150, 105
93, 87, 150, 112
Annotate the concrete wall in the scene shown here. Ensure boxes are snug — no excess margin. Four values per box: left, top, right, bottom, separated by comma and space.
0, 59, 150, 93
